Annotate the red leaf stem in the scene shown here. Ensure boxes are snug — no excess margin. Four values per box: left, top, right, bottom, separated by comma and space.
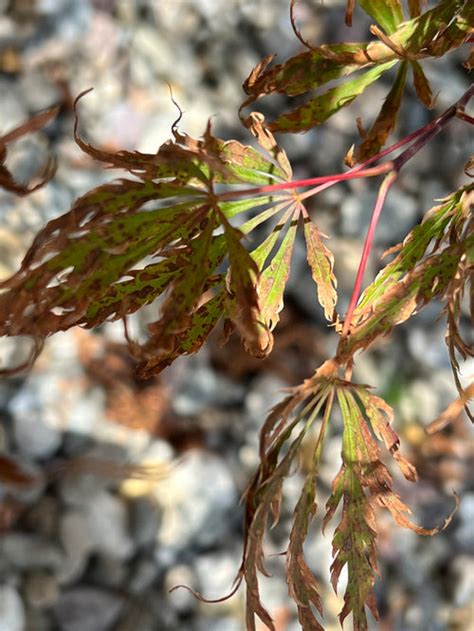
342, 171, 398, 337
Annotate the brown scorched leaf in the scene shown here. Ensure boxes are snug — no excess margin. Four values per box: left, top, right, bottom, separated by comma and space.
286, 471, 324, 631
0, 455, 40, 488
442, 206, 474, 421
303, 216, 337, 322
0, 105, 58, 194
407, 0, 426, 19
427, 383, 474, 433
0, 93, 298, 375
411, 60, 434, 108
241, 375, 334, 630
135, 289, 226, 378
224, 220, 272, 358
346, 61, 408, 165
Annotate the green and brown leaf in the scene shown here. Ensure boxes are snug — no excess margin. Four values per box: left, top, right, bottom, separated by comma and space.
242, 1, 471, 143
0, 96, 336, 376
240, 362, 456, 630
337, 186, 474, 360
323, 384, 456, 630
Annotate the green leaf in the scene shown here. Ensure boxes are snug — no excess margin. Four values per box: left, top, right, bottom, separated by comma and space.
147, 211, 218, 342
353, 386, 418, 480
338, 235, 471, 359
325, 388, 379, 630
358, 0, 404, 34
242, 1, 472, 135
325, 384, 449, 629
249, 203, 295, 269
136, 289, 225, 378
355, 187, 470, 312
363, 0, 474, 61
397, 0, 473, 59
268, 61, 397, 133
243, 42, 373, 100
303, 217, 337, 322
0, 106, 299, 374
259, 214, 298, 331
83, 234, 228, 327
220, 195, 278, 220
347, 61, 408, 165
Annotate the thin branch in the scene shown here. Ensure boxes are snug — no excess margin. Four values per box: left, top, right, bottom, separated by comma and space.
341, 171, 398, 338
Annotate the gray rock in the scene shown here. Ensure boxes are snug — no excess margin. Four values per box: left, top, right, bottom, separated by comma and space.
24, 496, 60, 537
164, 565, 198, 614
56, 554, 87, 587
10, 389, 62, 460
88, 556, 128, 589
129, 497, 161, 549
58, 471, 104, 508
0, 336, 38, 377
3, 134, 51, 189
399, 371, 458, 426
113, 601, 157, 631
128, 559, 158, 595
341, 185, 418, 245
24, 571, 60, 608
53, 587, 124, 631
24, 608, 54, 631
0, 458, 45, 505
0, 81, 27, 129
194, 550, 240, 601
57, 510, 94, 584
245, 373, 289, 429
85, 491, 134, 561
455, 493, 474, 553
18, 72, 60, 112
168, 357, 244, 416
452, 555, 474, 606
57, 443, 124, 506
0, 534, 64, 571
154, 450, 237, 551
60, 511, 93, 559
0, 585, 25, 631
408, 323, 452, 370
196, 618, 242, 631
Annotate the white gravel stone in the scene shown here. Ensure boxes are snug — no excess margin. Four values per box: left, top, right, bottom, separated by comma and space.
0, 585, 25, 631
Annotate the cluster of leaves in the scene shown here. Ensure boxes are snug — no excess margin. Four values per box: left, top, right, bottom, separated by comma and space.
0, 95, 337, 378
0, 1, 472, 629
236, 359, 457, 630
243, 0, 472, 163
337, 186, 474, 398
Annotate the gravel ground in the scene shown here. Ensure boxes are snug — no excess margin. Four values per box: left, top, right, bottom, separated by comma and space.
0, 1, 472, 630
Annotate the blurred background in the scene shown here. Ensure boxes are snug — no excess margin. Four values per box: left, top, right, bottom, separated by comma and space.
0, 1, 472, 630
